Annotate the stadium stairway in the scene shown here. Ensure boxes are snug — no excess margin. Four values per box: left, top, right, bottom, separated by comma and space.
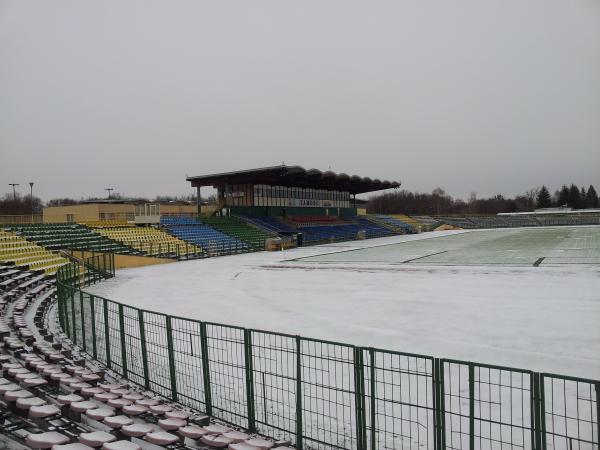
0, 231, 70, 276
0, 265, 295, 450
4, 224, 136, 255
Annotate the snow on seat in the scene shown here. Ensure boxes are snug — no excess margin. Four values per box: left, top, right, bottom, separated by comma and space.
203, 424, 231, 435
122, 404, 147, 416
26, 431, 70, 449
8, 367, 29, 376
165, 409, 190, 420
135, 398, 160, 406
0, 377, 12, 385
106, 398, 132, 409
50, 372, 71, 381
23, 377, 48, 387
101, 441, 141, 450
121, 392, 143, 401
59, 376, 82, 387
15, 371, 38, 381
52, 444, 94, 450
144, 431, 179, 446
57, 394, 84, 405
16, 396, 46, 410
71, 400, 100, 413
109, 388, 129, 396
1, 362, 21, 370
120, 423, 153, 438
158, 417, 186, 430
221, 431, 250, 443
178, 425, 208, 439
94, 392, 119, 402
86, 407, 116, 421
200, 435, 232, 448
81, 373, 101, 382
80, 386, 104, 397
5, 389, 34, 401
78, 431, 117, 448
98, 383, 122, 390
149, 403, 172, 414
29, 404, 61, 418
103, 415, 133, 429
243, 438, 274, 449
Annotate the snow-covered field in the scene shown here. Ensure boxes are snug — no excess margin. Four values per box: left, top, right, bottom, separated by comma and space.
89, 227, 600, 379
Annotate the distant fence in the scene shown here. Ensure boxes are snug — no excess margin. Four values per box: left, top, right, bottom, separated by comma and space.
56, 260, 599, 450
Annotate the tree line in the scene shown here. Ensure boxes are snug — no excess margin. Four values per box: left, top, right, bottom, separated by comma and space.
0, 192, 216, 215
366, 184, 599, 215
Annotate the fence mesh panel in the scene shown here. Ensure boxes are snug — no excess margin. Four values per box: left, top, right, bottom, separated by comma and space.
542, 375, 599, 450
55, 260, 599, 450
300, 338, 357, 450
171, 317, 206, 411
251, 331, 298, 443
365, 350, 435, 450
205, 323, 248, 428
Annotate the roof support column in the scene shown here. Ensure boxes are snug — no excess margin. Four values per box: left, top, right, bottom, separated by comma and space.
196, 186, 201, 217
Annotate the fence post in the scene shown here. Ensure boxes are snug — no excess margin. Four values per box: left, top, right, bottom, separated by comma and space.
353, 347, 367, 450
90, 296, 97, 359
468, 363, 475, 450
71, 287, 77, 344
295, 336, 303, 450
138, 310, 150, 390
200, 322, 212, 415
244, 329, 256, 432
369, 348, 376, 450
165, 316, 178, 402
532, 373, 541, 450
79, 291, 86, 352
540, 375, 547, 450
118, 304, 128, 379
595, 382, 600, 450
439, 360, 446, 450
103, 298, 111, 369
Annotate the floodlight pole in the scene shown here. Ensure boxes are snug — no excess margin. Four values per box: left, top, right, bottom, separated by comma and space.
29, 182, 34, 223
9, 183, 19, 201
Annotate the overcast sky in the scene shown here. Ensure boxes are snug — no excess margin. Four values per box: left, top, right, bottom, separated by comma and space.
1, 0, 599, 201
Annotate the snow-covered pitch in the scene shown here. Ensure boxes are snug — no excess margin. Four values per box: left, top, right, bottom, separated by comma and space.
89, 226, 600, 379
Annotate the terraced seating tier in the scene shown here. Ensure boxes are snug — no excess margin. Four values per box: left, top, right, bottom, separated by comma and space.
300, 217, 395, 244
0, 268, 290, 450
4, 224, 135, 254
201, 216, 270, 249
160, 216, 250, 255
95, 226, 200, 257
78, 220, 134, 228
0, 230, 69, 275
247, 216, 297, 234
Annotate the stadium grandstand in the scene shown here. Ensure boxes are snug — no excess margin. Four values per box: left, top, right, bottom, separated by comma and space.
1, 166, 600, 450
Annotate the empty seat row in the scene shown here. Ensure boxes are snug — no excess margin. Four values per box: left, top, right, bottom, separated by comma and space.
0, 269, 295, 450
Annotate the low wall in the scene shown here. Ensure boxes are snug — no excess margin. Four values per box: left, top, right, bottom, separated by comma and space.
67, 250, 174, 270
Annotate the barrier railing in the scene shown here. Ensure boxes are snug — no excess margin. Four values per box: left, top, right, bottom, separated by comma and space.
56, 261, 599, 450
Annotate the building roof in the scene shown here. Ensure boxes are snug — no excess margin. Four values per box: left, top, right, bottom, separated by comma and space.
187, 165, 400, 194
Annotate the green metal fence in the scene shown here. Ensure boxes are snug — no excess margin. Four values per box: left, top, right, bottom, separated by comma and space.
56, 260, 599, 450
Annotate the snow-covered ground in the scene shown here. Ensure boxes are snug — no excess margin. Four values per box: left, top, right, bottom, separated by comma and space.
89, 228, 600, 379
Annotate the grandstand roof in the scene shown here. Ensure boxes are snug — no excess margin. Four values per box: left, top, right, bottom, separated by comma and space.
187, 165, 400, 194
